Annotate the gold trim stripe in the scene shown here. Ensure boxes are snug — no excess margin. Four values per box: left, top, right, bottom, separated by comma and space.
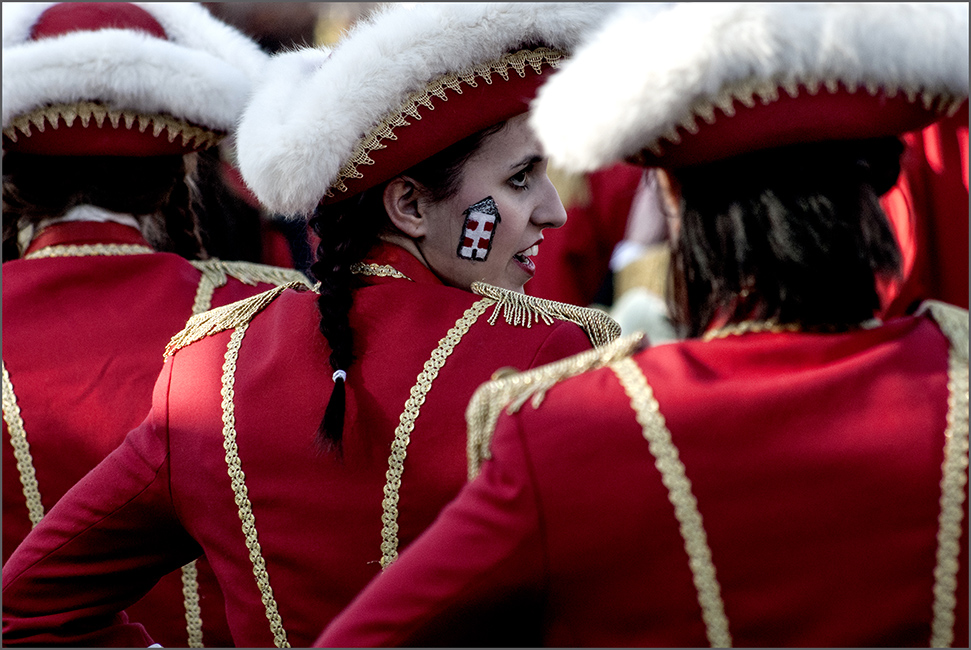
350, 262, 414, 282
380, 298, 493, 568
330, 48, 563, 197
4, 101, 224, 150
611, 358, 732, 648
930, 349, 969, 648
24, 243, 154, 259
181, 559, 204, 648
220, 325, 290, 647
2, 361, 45, 527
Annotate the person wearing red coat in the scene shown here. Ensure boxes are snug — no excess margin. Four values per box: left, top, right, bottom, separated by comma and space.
2, 3, 619, 647
1, 3, 309, 647
317, 3, 969, 647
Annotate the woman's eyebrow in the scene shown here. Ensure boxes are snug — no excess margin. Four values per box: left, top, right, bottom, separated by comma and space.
509, 154, 543, 171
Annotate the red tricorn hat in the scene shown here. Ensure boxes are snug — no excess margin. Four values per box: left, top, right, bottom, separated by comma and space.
2, 2, 268, 156
531, 3, 969, 173
235, 3, 615, 217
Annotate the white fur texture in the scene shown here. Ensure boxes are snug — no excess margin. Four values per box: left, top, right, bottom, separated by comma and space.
2, 2, 268, 131
530, 2, 970, 173
236, 2, 619, 217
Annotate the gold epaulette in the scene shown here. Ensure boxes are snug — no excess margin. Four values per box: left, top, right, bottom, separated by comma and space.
189, 259, 314, 289
465, 331, 646, 479
164, 281, 307, 357
471, 282, 621, 348
919, 300, 969, 361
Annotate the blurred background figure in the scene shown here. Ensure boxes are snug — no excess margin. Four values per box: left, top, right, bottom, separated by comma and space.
2, 2, 309, 646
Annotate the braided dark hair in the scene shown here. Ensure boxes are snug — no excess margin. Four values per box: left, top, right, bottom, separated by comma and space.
310, 121, 507, 455
2, 151, 208, 260
668, 136, 905, 338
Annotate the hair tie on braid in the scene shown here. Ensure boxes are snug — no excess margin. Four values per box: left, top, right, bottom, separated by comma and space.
332, 370, 347, 382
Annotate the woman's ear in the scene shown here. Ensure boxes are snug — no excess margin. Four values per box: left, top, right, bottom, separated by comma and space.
383, 176, 426, 239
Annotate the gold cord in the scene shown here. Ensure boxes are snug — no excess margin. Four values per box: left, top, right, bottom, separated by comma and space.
24, 243, 154, 259
611, 357, 732, 648
350, 262, 413, 282
220, 325, 290, 647
380, 298, 493, 568
2, 361, 45, 527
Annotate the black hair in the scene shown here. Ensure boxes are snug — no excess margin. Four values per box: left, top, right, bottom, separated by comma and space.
668, 136, 905, 338
2, 151, 208, 261
309, 121, 507, 455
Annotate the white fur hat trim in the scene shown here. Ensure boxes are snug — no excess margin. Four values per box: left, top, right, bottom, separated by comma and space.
237, 2, 619, 217
2, 2, 268, 133
530, 2, 970, 173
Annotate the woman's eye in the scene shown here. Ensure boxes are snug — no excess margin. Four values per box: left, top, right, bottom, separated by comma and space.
509, 169, 529, 190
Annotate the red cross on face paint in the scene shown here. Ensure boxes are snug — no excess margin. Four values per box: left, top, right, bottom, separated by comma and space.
457, 196, 501, 261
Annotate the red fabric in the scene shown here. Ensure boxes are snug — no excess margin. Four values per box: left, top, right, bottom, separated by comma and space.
2, 221, 293, 648
318, 316, 968, 647
1, 241, 597, 647
881, 112, 970, 316
30, 2, 168, 40
527, 162, 643, 305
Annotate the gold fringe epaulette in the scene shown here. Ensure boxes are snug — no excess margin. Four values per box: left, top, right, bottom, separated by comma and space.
919, 300, 969, 361
465, 331, 646, 479
189, 259, 313, 289
164, 281, 306, 357
471, 282, 621, 348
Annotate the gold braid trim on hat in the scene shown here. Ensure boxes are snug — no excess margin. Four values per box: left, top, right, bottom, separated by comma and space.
328, 47, 564, 198
632, 76, 968, 161
471, 281, 621, 348
165, 281, 309, 358
465, 332, 646, 480
3, 101, 225, 150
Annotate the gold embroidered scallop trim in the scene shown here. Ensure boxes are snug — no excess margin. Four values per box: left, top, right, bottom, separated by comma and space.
165, 282, 307, 357
380, 298, 494, 569
350, 262, 414, 282
3, 101, 224, 150
471, 281, 621, 348
2, 361, 45, 527
329, 48, 563, 197
180, 559, 204, 647
930, 348, 969, 648
189, 260, 313, 315
220, 325, 291, 648
24, 243, 154, 259
611, 357, 732, 648
922, 300, 969, 648
465, 332, 646, 480
632, 77, 967, 160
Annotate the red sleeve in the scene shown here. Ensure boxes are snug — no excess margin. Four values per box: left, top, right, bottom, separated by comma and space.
2, 359, 202, 648
316, 411, 546, 648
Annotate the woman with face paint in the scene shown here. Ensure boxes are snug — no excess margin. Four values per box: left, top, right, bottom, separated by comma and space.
1, 4, 619, 648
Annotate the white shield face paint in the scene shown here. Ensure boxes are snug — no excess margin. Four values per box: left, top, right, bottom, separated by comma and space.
457, 196, 500, 262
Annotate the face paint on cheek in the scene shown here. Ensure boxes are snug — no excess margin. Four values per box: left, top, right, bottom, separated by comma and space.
456, 196, 501, 262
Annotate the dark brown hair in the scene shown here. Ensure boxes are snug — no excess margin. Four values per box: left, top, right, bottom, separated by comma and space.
668, 136, 905, 338
2, 151, 207, 260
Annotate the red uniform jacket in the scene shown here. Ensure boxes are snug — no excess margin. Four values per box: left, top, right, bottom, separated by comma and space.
317, 306, 969, 647
2, 241, 617, 647
2, 220, 310, 648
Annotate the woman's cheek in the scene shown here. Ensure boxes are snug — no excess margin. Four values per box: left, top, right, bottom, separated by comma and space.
455, 196, 501, 263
